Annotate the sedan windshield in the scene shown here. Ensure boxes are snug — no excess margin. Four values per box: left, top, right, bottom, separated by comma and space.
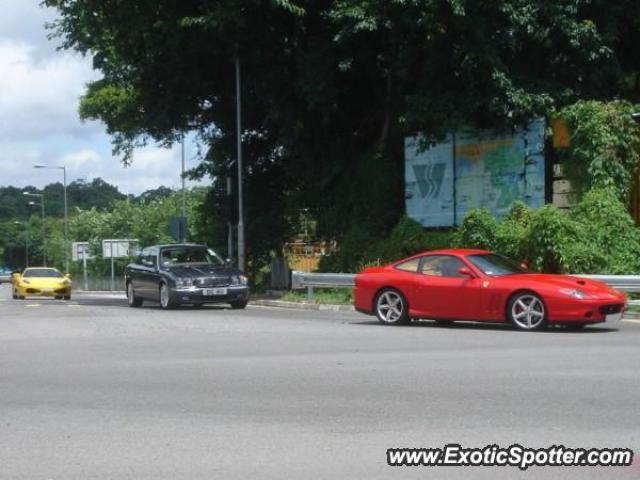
23, 268, 64, 278
467, 254, 525, 277
160, 247, 224, 267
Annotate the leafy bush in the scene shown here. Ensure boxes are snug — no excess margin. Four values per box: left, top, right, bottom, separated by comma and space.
559, 100, 640, 201
454, 189, 640, 274
319, 216, 455, 273
454, 209, 499, 250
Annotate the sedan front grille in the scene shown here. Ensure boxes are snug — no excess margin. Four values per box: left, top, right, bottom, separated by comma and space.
194, 277, 231, 287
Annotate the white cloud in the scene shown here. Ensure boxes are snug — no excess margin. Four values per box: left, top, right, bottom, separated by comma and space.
0, 39, 101, 140
0, 1, 211, 195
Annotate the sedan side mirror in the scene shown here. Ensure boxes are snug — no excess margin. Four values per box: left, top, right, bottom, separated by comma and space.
458, 267, 475, 278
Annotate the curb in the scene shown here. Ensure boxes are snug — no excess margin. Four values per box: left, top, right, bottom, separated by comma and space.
251, 299, 354, 312
75, 290, 125, 295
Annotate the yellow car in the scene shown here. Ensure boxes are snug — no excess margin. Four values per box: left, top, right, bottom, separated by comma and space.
12, 267, 72, 300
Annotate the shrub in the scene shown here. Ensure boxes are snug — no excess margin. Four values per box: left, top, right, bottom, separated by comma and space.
454, 209, 499, 250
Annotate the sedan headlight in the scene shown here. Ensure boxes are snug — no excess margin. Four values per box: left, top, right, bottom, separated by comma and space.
559, 288, 589, 299
175, 277, 193, 287
231, 275, 248, 286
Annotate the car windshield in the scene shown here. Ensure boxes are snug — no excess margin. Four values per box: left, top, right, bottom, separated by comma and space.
467, 254, 525, 276
23, 268, 64, 278
160, 247, 224, 267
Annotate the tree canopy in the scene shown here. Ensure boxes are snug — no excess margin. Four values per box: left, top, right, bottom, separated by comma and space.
43, 0, 640, 265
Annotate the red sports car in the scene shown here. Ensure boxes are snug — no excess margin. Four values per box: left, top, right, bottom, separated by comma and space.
354, 249, 627, 331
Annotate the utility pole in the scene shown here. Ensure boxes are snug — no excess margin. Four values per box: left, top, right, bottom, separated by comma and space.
34, 164, 68, 272
227, 176, 233, 261
14, 221, 29, 267
24, 192, 46, 266
235, 53, 245, 271
181, 135, 187, 242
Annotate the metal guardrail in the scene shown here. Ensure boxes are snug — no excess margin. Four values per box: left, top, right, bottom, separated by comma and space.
291, 271, 640, 300
291, 271, 355, 300
575, 275, 640, 293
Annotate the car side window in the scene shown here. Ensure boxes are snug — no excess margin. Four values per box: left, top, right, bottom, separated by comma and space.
420, 255, 467, 278
395, 258, 421, 272
141, 249, 157, 268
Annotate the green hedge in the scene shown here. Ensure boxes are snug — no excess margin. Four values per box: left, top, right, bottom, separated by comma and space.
454, 189, 640, 274
320, 188, 640, 275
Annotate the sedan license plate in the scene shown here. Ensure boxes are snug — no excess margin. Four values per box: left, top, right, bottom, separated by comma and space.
605, 312, 622, 323
203, 288, 227, 296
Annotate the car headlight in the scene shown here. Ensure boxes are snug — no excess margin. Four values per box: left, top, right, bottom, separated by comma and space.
560, 288, 589, 299
175, 277, 193, 287
231, 275, 248, 286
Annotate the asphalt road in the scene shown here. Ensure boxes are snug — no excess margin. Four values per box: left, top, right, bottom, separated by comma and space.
1, 283, 639, 479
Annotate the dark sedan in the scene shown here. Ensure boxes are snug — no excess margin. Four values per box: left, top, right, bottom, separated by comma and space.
124, 244, 250, 309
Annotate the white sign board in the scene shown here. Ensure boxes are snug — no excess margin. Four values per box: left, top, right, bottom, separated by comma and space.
72, 242, 92, 261
102, 239, 139, 259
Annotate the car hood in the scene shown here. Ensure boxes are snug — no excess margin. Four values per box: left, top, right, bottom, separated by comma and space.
509, 273, 621, 295
20, 277, 69, 287
163, 264, 242, 278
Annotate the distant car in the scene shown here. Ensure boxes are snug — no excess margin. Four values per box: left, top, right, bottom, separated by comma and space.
354, 249, 627, 331
0, 267, 12, 284
124, 243, 250, 310
12, 267, 72, 300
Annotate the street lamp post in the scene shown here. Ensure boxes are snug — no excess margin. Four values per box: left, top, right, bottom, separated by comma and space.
14, 221, 29, 268
35, 165, 68, 272
24, 192, 45, 266
235, 53, 245, 271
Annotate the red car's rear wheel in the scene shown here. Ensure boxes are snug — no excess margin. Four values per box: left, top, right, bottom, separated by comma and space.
375, 289, 410, 325
508, 292, 547, 331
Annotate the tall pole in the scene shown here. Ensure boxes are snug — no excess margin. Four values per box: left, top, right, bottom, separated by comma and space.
63, 166, 68, 272
24, 192, 46, 266
226, 176, 233, 261
14, 221, 29, 268
25, 221, 29, 268
34, 164, 68, 270
235, 54, 245, 271
181, 135, 187, 242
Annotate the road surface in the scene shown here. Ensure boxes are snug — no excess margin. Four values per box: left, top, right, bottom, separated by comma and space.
1, 283, 638, 479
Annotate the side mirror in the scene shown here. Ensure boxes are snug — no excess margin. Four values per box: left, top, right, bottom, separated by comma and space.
520, 262, 529, 271
458, 267, 474, 278
65, 273, 72, 279
225, 258, 234, 267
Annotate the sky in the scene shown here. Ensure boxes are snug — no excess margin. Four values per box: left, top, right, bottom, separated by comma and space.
0, 0, 209, 195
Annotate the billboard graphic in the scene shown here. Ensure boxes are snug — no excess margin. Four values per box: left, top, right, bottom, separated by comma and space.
405, 119, 546, 227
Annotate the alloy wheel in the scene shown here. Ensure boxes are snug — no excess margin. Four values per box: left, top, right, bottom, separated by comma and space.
376, 290, 408, 325
511, 294, 545, 330
160, 284, 170, 309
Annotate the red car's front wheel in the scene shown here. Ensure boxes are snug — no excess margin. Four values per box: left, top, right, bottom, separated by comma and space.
375, 289, 410, 325
508, 292, 547, 331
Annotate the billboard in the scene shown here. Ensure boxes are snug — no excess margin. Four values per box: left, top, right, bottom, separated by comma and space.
405, 119, 546, 227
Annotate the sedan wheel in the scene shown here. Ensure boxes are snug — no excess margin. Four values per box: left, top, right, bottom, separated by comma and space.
508, 293, 546, 331
375, 289, 410, 325
159, 283, 176, 310
127, 282, 143, 308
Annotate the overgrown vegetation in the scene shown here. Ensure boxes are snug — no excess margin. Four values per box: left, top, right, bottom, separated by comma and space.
558, 100, 640, 201
43, 1, 640, 271
455, 189, 640, 274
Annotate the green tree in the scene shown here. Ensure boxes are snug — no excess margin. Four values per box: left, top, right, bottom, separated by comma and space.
44, 0, 640, 262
